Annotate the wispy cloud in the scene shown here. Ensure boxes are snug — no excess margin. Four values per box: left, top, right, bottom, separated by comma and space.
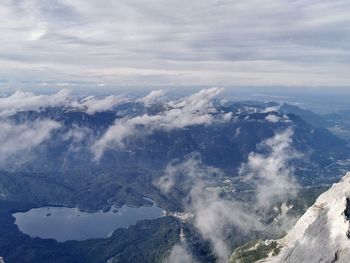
0, 89, 70, 117
62, 124, 94, 153
0, 119, 61, 166
72, 94, 127, 114
137, 90, 166, 106
0, 0, 349, 88
240, 128, 299, 210
0, 89, 127, 116
157, 128, 300, 262
92, 87, 227, 159
166, 244, 194, 263
157, 155, 260, 262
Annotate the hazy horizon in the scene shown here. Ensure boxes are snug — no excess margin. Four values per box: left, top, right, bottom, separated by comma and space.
0, 0, 349, 90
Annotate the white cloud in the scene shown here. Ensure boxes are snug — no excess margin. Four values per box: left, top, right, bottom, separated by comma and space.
0, 119, 61, 165
0, 89, 129, 116
92, 87, 225, 159
62, 124, 93, 152
166, 244, 194, 263
137, 90, 166, 106
156, 129, 300, 261
156, 156, 261, 262
265, 114, 281, 123
0, 0, 349, 87
240, 128, 300, 210
265, 114, 290, 123
191, 188, 260, 261
0, 89, 71, 117
28, 22, 48, 41
72, 94, 126, 114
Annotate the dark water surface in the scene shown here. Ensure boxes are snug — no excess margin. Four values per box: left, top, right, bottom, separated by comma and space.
13, 204, 164, 242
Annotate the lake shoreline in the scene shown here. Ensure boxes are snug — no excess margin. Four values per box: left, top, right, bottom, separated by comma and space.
13, 201, 165, 242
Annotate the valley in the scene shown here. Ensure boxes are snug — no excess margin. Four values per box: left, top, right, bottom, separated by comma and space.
0, 89, 349, 262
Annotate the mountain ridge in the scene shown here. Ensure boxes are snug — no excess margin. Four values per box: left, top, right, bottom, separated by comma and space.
259, 171, 350, 263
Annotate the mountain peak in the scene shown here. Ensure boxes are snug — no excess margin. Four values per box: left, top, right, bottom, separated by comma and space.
261, 172, 350, 263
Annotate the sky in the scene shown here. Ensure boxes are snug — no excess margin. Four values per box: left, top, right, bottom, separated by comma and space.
0, 0, 350, 91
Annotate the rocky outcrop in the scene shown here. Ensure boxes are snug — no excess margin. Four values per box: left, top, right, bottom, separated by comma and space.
260, 172, 350, 263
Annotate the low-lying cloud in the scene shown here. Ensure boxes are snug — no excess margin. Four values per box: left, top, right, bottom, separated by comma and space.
156, 155, 260, 262
0, 88, 229, 161
157, 128, 300, 262
166, 244, 194, 263
0, 89, 129, 116
92, 87, 228, 159
0, 89, 71, 117
72, 94, 127, 114
240, 128, 299, 210
0, 119, 61, 166
137, 89, 166, 106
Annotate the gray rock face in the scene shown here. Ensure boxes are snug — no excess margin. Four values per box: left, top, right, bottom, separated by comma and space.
261, 172, 350, 263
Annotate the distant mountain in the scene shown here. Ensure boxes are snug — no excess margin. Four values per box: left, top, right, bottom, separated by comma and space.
5, 102, 348, 179
1, 101, 349, 213
279, 103, 330, 128
1, 93, 350, 263
323, 110, 350, 142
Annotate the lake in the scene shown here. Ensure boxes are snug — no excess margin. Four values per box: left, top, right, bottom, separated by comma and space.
13, 203, 164, 242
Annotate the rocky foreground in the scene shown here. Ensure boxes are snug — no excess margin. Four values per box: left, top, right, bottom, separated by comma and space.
261, 172, 350, 263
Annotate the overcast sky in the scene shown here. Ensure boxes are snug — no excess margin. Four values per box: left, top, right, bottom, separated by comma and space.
0, 0, 350, 91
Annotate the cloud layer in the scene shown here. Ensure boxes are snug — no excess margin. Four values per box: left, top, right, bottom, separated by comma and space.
0, 89, 126, 116
0, 0, 349, 88
0, 89, 70, 117
92, 87, 228, 159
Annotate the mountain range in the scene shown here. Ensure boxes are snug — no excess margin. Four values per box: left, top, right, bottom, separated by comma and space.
1, 89, 350, 262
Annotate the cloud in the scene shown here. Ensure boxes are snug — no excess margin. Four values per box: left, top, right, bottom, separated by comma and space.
0, 119, 61, 166
92, 87, 226, 159
62, 124, 93, 152
166, 244, 194, 263
190, 187, 260, 261
137, 90, 166, 106
0, 89, 71, 117
240, 128, 300, 210
265, 114, 281, 123
156, 155, 261, 262
157, 128, 300, 262
0, 0, 349, 87
72, 94, 126, 114
0, 89, 129, 116
265, 113, 289, 123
